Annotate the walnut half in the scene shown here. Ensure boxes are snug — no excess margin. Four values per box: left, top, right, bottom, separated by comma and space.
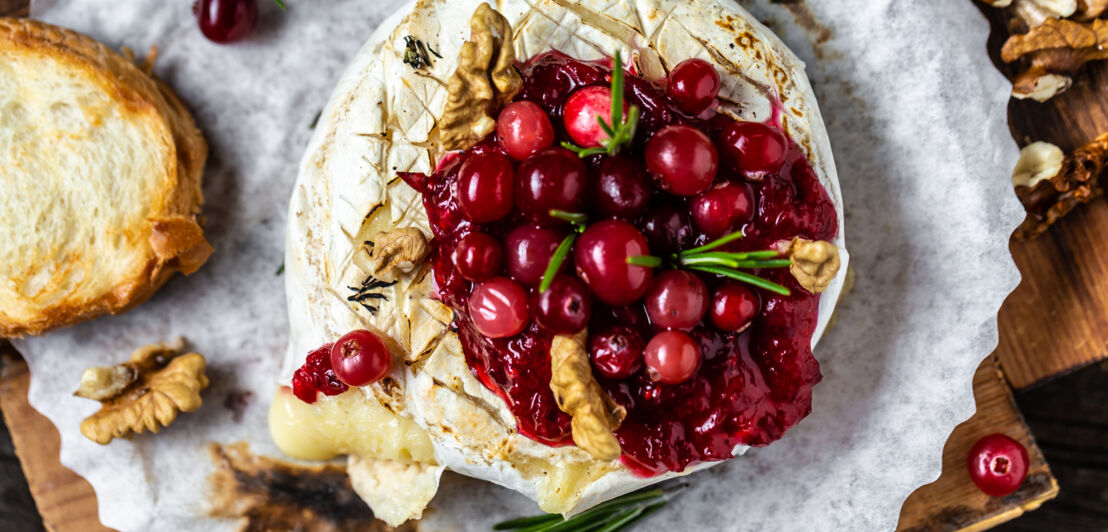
1013, 134, 1108, 238
367, 227, 430, 282
1001, 18, 1108, 102
549, 331, 626, 461
781, 238, 841, 294
77, 340, 210, 445
438, 3, 522, 152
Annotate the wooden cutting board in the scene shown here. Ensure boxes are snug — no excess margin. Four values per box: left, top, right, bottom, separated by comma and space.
3, 1, 1106, 530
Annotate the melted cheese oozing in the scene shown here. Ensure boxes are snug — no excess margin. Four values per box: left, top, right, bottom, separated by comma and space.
268, 387, 436, 463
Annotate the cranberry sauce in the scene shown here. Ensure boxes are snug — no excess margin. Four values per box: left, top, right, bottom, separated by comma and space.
401, 51, 838, 475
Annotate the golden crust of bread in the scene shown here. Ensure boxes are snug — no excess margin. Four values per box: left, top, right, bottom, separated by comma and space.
0, 18, 211, 337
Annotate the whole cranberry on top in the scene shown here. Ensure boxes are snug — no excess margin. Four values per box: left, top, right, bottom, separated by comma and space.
330, 330, 391, 387
718, 121, 789, 177
563, 85, 627, 148
530, 275, 592, 334
497, 101, 555, 160
967, 433, 1029, 497
643, 330, 700, 384
645, 270, 709, 330
469, 277, 531, 339
592, 155, 652, 219
194, 0, 258, 44
574, 220, 654, 306
589, 325, 646, 380
690, 182, 755, 239
710, 282, 759, 333
515, 147, 587, 225
455, 232, 504, 282
666, 58, 721, 115
457, 152, 515, 223
505, 225, 564, 285
645, 125, 718, 196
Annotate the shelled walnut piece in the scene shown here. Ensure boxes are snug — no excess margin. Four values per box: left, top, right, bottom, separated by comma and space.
999, 16, 1108, 101
367, 227, 430, 282
781, 238, 841, 294
1012, 135, 1108, 238
76, 340, 209, 445
549, 331, 626, 461
438, 2, 522, 151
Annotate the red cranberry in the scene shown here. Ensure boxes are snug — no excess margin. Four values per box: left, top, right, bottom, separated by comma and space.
505, 225, 564, 285
593, 155, 652, 218
497, 101, 555, 160
643, 331, 700, 384
710, 282, 759, 333
458, 152, 515, 223
645, 270, 708, 330
516, 147, 587, 224
641, 203, 695, 254
193, 0, 258, 44
666, 58, 720, 115
531, 276, 592, 334
718, 121, 788, 176
967, 434, 1029, 497
455, 232, 504, 282
690, 182, 755, 238
291, 344, 348, 404
575, 220, 654, 306
645, 125, 718, 196
563, 85, 626, 148
469, 277, 530, 339
330, 330, 390, 387
589, 325, 645, 380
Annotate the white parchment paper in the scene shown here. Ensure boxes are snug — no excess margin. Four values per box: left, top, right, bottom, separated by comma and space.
14, 1, 1022, 530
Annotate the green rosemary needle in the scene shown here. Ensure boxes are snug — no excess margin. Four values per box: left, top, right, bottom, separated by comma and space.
539, 233, 578, 293
563, 51, 641, 158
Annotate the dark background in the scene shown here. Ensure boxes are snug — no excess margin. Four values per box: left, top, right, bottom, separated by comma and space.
2, 361, 1105, 531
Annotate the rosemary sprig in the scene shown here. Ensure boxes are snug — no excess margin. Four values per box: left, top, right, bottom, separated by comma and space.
562, 51, 641, 158
539, 233, 578, 293
538, 211, 589, 293
627, 230, 793, 296
494, 486, 679, 532
687, 265, 791, 296
273, 0, 287, 9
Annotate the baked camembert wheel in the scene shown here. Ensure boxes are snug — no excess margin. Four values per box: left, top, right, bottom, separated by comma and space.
271, 0, 848, 526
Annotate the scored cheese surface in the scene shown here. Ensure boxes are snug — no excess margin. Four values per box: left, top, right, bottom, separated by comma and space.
277, 0, 847, 521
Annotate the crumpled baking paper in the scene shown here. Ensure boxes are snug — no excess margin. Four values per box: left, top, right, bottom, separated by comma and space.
14, 1, 1022, 530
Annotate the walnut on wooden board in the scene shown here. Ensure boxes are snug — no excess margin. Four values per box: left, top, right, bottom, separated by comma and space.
549, 331, 626, 461
1000, 17, 1108, 101
1013, 135, 1108, 239
438, 3, 522, 151
76, 339, 209, 445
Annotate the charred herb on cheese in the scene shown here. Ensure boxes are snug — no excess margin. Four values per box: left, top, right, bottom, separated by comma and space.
347, 271, 397, 315
403, 35, 442, 70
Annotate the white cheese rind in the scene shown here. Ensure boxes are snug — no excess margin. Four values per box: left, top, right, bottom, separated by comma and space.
280, 0, 847, 518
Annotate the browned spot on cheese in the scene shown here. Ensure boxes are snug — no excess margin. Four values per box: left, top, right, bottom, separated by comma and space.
208, 442, 418, 532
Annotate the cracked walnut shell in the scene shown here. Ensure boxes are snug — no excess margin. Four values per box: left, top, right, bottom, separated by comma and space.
77, 341, 210, 445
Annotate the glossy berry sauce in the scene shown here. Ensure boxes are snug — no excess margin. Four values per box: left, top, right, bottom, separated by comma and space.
401, 51, 838, 475
291, 344, 349, 404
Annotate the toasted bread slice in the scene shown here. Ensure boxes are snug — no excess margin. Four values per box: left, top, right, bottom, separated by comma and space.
0, 19, 211, 337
